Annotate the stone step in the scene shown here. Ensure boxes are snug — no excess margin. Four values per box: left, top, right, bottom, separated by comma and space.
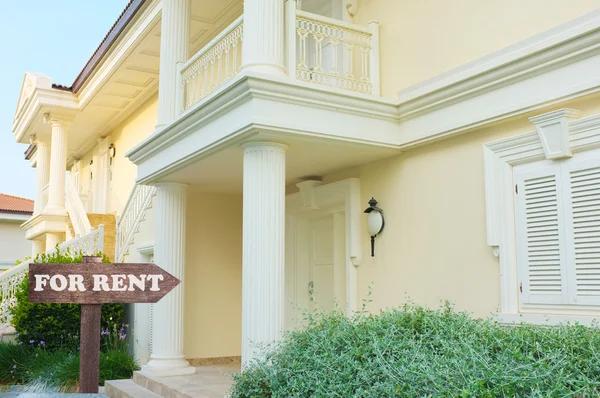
132, 372, 195, 398
104, 379, 162, 398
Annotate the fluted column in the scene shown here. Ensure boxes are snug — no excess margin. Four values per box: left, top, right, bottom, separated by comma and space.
44, 117, 70, 215
241, 142, 287, 367
146, 183, 195, 376
156, 0, 190, 129
45, 232, 62, 252
32, 240, 45, 258
242, 0, 286, 76
33, 141, 50, 215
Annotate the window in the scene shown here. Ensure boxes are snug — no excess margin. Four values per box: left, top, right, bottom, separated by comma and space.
513, 150, 600, 308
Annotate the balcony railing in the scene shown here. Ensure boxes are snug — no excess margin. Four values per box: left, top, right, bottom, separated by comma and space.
178, 8, 380, 113
178, 15, 244, 112
66, 175, 92, 237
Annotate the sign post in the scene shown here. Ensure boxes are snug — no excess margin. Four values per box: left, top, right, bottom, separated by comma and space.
28, 256, 180, 394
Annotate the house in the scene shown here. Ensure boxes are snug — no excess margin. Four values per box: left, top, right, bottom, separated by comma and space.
7, 0, 600, 387
0, 193, 33, 270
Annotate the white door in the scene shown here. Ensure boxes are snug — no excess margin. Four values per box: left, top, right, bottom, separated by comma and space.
286, 212, 346, 328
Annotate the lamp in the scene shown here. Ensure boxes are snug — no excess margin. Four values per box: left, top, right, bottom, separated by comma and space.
108, 144, 116, 165
364, 197, 384, 257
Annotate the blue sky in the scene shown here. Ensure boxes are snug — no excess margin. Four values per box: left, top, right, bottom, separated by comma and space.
0, 1, 129, 199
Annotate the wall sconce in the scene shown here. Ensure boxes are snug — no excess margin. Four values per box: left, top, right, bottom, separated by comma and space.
364, 197, 384, 257
108, 144, 116, 165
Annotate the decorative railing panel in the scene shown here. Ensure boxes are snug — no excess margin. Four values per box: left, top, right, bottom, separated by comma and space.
116, 184, 157, 262
0, 226, 104, 324
179, 16, 244, 112
66, 175, 92, 237
291, 9, 379, 95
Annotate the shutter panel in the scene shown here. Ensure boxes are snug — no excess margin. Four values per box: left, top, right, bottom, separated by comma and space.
562, 153, 600, 305
514, 162, 569, 305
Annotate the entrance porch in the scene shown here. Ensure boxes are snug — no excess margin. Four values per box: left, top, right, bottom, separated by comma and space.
128, 132, 399, 379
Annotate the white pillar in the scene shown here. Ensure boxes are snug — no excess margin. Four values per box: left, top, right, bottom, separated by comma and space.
241, 142, 287, 367
93, 138, 110, 213
44, 117, 69, 215
45, 232, 62, 252
32, 240, 45, 258
33, 140, 50, 215
242, 0, 286, 76
156, 0, 190, 129
145, 183, 195, 376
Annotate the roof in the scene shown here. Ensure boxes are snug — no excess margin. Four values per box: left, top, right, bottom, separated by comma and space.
54, 0, 147, 93
0, 193, 34, 214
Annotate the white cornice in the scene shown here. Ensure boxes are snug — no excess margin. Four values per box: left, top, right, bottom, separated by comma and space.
126, 71, 400, 165
0, 213, 31, 222
396, 9, 600, 109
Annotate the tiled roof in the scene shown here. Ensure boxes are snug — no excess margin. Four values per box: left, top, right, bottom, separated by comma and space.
0, 193, 34, 214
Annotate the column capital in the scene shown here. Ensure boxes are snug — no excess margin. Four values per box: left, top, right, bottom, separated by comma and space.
43, 111, 76, 128
241, 141, 288, 151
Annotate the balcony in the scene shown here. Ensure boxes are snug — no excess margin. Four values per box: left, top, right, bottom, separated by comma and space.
177, 7, 380, 113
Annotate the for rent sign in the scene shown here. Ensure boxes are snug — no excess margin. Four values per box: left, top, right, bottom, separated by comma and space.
28, 262, 179, 304
28, 256, 180, 393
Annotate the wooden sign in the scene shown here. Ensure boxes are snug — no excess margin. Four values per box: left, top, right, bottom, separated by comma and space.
27, 256, 180, 393
28, 262, 179, 304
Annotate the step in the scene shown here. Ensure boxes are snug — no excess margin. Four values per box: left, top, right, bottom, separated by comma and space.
104, 379, 162, 398
133, 372, 195, 398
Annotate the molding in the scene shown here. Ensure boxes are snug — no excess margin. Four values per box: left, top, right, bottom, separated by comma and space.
137, 243, 155, 256
529, 108, 580, 160
395, 8, 600, 147
0, 260, 16, 270
295, 179, 322, 209
0, 212, 32, 222
287, 178, 362, 315
21, 213, 68, 240
483, 109, 600, 315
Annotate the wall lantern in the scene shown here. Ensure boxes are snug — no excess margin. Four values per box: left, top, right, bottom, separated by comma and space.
364, 197, 384, 257
108, 144, 116, 165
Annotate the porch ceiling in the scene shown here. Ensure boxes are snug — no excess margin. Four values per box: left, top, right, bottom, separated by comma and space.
165, 133, 400, 194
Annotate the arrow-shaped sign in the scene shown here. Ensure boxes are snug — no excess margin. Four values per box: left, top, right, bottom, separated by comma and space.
28, 262, 180, 304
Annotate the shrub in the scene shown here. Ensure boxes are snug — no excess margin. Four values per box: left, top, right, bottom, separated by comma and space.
11, 248, 125, 351
0, 340, 139, 389
231, 303, 600, 397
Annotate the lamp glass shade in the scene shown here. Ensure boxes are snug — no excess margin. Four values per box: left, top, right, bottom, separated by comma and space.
367, 210, 383, 236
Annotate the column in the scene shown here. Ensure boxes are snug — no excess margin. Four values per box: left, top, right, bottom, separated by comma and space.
146, 183, 195, 376
33, 140, 50, 215
93, 138, 110, 213
241, 142, 287, 367
45, 232, 62, 252
156, 0, 190, 129
242, 0, 286, 76
44, 116, 70, 215
31, 240, 45, 258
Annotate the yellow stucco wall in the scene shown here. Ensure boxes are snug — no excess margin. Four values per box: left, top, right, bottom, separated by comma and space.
321, 93, 600, 318
353, 1, 600, 97
109, 95, 158, 214
184, 190, 243, 359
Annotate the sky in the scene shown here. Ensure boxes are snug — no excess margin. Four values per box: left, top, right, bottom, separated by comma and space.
0, 1, 130, 199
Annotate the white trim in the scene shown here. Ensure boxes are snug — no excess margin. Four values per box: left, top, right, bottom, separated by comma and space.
498, 313, 599, 327
483, 109, 600, 314
137, 243, 155, 256
0, 260, 16, 271
0, 212, 32, 222
286, 178, 362, 315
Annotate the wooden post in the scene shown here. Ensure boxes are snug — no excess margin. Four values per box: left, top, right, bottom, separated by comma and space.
79, 256, 102, 393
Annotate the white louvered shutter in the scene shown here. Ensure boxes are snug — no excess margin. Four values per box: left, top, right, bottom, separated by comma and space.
562, 153, 600, 305
514, 162, 569, 305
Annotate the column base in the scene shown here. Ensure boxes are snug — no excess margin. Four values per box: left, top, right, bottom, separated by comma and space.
144, 357, 196, 377
242, 62, 287, 76
42, 205, 67, 216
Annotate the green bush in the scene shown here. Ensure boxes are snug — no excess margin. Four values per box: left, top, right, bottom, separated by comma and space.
231, 303, 600, 397
11, 248, 125, 351
0, 340, 139, 388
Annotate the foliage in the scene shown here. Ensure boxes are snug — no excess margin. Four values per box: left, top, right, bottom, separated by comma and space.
0, 340, 139, 388
231, 302, 600, 397
11, 247, 125, 351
